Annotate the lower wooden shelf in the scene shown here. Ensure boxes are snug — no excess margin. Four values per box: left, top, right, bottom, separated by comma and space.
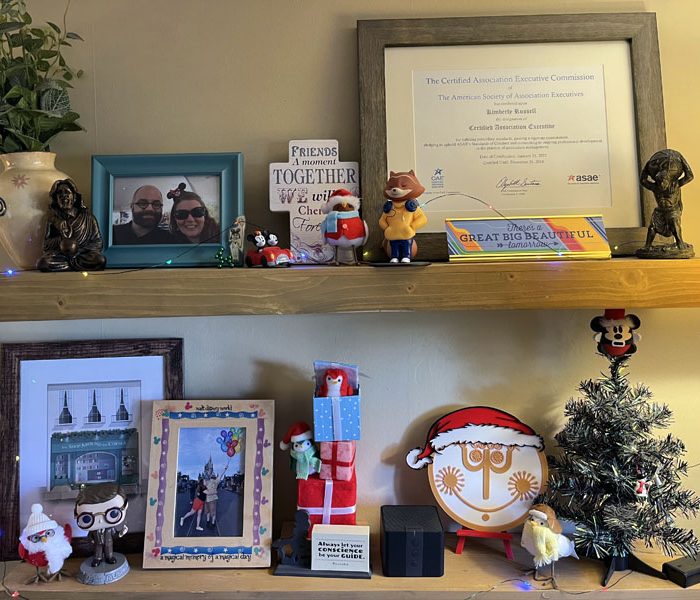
4, 534, 694, 599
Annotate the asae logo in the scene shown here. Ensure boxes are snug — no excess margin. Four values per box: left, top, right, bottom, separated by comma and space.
567, 174, 599, 184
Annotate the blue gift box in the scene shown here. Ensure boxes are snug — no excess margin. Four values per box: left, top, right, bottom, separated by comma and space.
313, 395, 361, 442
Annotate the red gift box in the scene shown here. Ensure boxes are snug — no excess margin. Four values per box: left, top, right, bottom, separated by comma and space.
297, 472, 356, 526
319, 441, 356, 481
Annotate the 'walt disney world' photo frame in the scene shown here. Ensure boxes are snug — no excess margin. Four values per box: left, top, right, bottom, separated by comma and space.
143, 399, 274, 569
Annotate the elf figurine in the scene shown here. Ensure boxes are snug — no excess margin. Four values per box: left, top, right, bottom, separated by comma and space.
280, 422, 322, 480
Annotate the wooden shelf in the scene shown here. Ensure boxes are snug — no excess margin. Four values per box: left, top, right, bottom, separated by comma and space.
2, 258, 700, 322
3, 535, 694, 599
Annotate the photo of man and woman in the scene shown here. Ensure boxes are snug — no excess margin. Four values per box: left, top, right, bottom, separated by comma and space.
111, 176, 221, 246
174, 426, 246, 538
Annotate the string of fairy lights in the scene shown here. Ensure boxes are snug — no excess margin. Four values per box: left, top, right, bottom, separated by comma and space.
0, 189, 626, 279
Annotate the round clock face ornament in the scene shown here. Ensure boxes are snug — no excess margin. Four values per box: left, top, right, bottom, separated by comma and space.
407, 406, 547, 531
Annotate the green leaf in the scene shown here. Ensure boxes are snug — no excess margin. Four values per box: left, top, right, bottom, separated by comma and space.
62, 72, 73, 81
39, 87, 70, 116
3, 84, 32, 102
66, 31, 84, 41
76, 69, 84, 78
59, 40, 72, 47
5, 127, 45, 151
37, 50, 58, 59
0, 21, 24, 34
46, 21, 62, 34
21, 11, 32, 25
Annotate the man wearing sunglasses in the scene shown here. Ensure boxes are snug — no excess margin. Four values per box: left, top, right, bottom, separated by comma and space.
113, 185, 174, 244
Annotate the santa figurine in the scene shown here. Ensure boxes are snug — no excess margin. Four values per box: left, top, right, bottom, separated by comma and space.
320, 189, 368, 265
18, 503, 72, 584
521, 504, 578, 580
280, 421, 322, 480
318, 368, 353, 397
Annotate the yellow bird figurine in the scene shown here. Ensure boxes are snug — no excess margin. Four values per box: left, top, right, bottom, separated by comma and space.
521, 504, 578, 569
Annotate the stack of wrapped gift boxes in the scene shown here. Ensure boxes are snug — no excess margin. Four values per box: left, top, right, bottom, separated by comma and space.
297, 361, 360, 527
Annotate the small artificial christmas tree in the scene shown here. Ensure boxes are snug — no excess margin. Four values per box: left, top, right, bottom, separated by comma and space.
541, 309, 700, 584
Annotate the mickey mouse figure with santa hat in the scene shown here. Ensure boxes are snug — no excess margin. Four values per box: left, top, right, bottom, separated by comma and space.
321, 188, 368, 265
590, 308, 641, 358
18, 503, 72, 584
280, 421, 322, 480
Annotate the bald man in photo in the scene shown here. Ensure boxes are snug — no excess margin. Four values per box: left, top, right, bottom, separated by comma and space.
113, 185, 174, 244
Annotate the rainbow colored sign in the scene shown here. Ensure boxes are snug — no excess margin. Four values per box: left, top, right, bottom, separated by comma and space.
446, 216, 610, 261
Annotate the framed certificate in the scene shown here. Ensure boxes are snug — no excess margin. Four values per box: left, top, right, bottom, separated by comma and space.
358, 13, 665, 261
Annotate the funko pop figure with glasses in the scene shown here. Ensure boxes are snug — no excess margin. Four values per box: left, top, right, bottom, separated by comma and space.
74, 482, 129, 582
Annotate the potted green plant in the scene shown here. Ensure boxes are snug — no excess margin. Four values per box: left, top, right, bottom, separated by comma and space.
0, 0, 85, 268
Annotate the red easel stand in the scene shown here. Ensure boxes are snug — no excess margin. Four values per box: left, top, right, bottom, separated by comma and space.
454, 528, 514, 560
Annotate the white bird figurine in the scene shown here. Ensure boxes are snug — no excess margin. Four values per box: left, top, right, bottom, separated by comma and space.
521, 504, 578, 569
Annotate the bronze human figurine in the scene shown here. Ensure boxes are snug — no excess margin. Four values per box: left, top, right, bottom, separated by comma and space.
637, 149, 694, 259
37, 178, 107, 271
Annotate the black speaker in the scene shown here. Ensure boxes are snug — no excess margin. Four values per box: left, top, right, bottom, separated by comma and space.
380, 505, 444, 577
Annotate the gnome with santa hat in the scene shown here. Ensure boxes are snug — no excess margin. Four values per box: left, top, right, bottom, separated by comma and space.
280, 421, 322, 480
320, 188, 368, 265
18, 503, 73, 583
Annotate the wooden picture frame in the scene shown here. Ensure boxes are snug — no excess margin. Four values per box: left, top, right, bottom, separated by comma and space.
143, 399, 274, 569
358, 13, 665, 261
0, 338, 183, 560
92, 153, 244, 267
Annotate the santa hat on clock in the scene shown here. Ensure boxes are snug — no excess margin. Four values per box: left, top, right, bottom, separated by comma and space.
279, 421, 313, 451
321, 188, 361, 214
406, 406, 544, 469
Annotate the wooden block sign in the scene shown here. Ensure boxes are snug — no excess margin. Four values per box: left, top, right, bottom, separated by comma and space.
270, 140, 359, 264
311, 524, 370, 573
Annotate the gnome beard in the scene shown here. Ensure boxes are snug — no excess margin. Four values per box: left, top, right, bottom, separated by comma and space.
23, 529, 72, 574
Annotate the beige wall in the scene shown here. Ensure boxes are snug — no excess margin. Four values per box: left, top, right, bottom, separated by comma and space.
9, 0, 700, 538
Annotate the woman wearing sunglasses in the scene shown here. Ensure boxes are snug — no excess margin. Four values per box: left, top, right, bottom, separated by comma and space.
167, 183, 219, 244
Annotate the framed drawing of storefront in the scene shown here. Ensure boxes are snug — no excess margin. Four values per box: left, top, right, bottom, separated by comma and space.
358, 13, 665, 261
0, 338, 183, 559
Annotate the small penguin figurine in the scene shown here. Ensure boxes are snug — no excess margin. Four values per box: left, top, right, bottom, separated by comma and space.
279, 422, 322, 480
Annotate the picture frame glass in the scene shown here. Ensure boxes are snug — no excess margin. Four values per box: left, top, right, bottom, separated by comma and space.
174, 425, 246, 538
112, 175, 222, 246
19, 356, 165, 535
385, 40, 640, 232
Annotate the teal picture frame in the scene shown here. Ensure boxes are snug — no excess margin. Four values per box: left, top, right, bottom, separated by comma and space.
92, 153, 244, 267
